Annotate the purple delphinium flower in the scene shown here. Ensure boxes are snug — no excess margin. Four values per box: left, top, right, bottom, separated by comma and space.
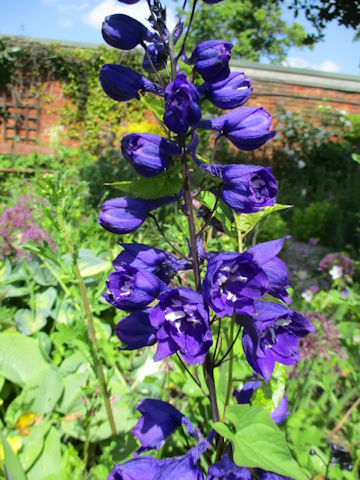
195, 107, 276, 151
202, 238, 290, 318
154, 441, 208, 480
103, 265, 166, 312
114, 243, 191, 284
198, 72, 252, 110
98, 195, 178, 235
196, 161, 278, 213
115, 309, 157, 350
163, 73, 201, 134
102, 14, 157, 50
189, 40, 233, 82
207, 453, 251, 480
241, 301, 315, 382
132, 399, 184, 453
149, 287, 212, 364
108, 456, 171, 480
100, 64, 164, 102
142, 43, 168, 72
121, 133, 182, 177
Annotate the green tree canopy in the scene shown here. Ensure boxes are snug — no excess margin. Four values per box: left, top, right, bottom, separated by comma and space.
186, 0, 309, 62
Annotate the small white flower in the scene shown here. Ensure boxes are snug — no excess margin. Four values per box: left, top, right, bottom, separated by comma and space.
301, 290, 313, 302
298, 160, 306, 169
329, 265, 343, 280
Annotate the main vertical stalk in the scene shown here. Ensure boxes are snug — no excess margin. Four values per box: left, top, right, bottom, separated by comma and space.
181, 143, 219, 423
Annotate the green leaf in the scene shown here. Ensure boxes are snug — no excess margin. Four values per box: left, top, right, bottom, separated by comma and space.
140, 93, 165, 120
108, 165, 183, 200
214, 404, 307, 480
5, 368, 64, 426
19, 420, 52, 471
27, 427, 61, 480
0, 333, 49, 386
235, 204, 292, 236
351, 153, 360, 164
63, 249, 110, 277
0, 430, 27, 480
197, 191, 233, 237
251, 363, 286, 413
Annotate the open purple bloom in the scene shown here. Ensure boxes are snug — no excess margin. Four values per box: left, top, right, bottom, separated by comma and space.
196, 162, 278, 213
115, 309, 157, 350
114, 243, 191, 284
189, 40, 233, 82
241, 301, 315, 381
98, 195, 177, 235
246, 238, 291, 304
207, 453, 251, 480
132, 399, 184, 453
103, 265, 166, 312
142, 43, 168, 72
163, 73, 201, 134
121, 133, 181, 177
100, 64, 164, 102
270, 394, 290, 425
108, 456, 170, 480
195, 107, 276, 151
102, 14, 157, 50
149, 287, 212, 364
202, 252, 267, 318
199, 72, 252, 110
202, 238, 290, 317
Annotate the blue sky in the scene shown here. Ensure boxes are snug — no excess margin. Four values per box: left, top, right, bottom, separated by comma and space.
1, 0, 359, 75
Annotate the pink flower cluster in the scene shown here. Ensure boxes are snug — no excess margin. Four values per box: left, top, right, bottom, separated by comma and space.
0, 195, 54, 259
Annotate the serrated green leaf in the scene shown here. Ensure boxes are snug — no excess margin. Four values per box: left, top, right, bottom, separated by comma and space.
218, 404, 307, 480
108, 165, 182, 199
235, 204, 292, 236
251, 363, 286, 413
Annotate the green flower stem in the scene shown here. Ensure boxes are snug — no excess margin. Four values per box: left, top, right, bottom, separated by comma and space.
181, 143, 220, 423
58, 214, 118, 437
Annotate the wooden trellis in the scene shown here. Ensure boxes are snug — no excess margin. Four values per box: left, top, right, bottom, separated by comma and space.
1, 88, 40, 142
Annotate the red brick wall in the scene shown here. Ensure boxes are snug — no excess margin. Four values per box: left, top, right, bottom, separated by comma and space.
1, 68, 359, 155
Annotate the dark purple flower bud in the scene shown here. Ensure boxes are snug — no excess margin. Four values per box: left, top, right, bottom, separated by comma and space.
149, 287, 212, 364
98, 195, 177, 235
207, 453, 251, 480
189, 40, 233, 82
121, 133, 181, 177
115, 309, 157, 350
102, 14, 157, 50
142, 43, 168, 72
198, 72, 252, 110
104, 265, 166, 312
241, 301, 315, 382
202, 238, 291, 317
100, 64, 164, 102
196, 161, 278, 213
117, 0, 140, 4
195, 107, 276, 151
202, 0, 224, 3
163, 73, 201, 134
132, 399, 184, 453
108, 456, 170, 480
114, 243, 191, 284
